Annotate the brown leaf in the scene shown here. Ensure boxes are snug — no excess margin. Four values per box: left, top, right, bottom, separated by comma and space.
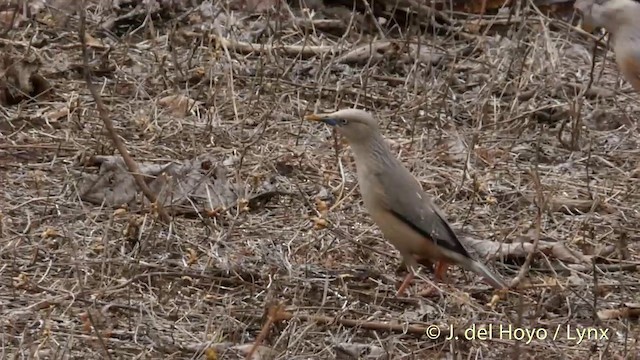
204, 348, 218, 360
43, 106, 69, 122
186, 248, 198, 266
41, 228, 61, 239
311, 216, 327, 230
84, 33, 107, 49
474, 147, 507, 166
598, 304, 640, 320
315, 197, 328, 216
157, 94, 198, 116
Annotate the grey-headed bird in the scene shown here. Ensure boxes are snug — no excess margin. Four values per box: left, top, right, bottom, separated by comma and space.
305, 108, 507, 295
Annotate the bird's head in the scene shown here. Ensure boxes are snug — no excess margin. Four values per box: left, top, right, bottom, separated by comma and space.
304, 108, 379, 144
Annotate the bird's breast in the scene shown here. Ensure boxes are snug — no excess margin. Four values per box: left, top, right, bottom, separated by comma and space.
368, 206, 444, 259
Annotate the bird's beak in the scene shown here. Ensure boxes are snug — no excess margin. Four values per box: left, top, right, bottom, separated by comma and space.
304, 113, 338, 126
304, 114, 324, 122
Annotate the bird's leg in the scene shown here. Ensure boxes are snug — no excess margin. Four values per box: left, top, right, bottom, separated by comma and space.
414, 261, 447, 297
396, 271, 415, 297
434, 261, 450, 283
396, 257, 421, 296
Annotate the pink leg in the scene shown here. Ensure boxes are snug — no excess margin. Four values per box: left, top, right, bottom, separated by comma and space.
396, 271, 415, 296
434, 261, 450, 283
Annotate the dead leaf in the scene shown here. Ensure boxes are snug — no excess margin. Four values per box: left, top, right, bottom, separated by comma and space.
488, 293, 502, 308
315, 197, 328, 216
113, 208, 127, 217
84, 33, 107, 49
41, 228, 61, 239
598, 304, 640, 320
311, 216, 327, 230
475, 147, 507, 166
13, 273, 28, 289
74, 155, 239, 214
157, 94, 199, 116
43, 106, 69, 122
238, 198, 250, 212
123, 216, 142, 240
186, 248, 198, 266
204, 347, 218, 360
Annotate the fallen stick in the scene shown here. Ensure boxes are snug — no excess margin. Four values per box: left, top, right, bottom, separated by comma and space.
216, 36, 335, 58
182, 30, 342, 58
275, 307, 463, 337
509, 168, 545, 289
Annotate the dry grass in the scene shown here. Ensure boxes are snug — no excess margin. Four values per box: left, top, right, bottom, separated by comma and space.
1, 1, 640, 359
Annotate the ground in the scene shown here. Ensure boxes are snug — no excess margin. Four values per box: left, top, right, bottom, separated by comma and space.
1, 1, 640, 359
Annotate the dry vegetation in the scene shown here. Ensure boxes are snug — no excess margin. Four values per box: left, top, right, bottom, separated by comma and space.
2, 0, 640, 359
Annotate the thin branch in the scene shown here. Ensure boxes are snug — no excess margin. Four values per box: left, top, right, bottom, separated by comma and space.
78, 1, 170, 223
509, 125, 546, 288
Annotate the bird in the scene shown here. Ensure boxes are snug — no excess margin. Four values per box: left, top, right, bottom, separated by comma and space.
574, 0, 640, 92
305, 108, 508, 295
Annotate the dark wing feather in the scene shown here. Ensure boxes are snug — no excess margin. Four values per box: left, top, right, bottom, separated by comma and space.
375, 168, 471, 259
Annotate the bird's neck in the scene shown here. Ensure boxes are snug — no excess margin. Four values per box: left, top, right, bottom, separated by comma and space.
349, 133, 394, 172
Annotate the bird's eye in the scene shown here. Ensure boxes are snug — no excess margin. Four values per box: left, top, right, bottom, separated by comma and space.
339, 119, 348, 125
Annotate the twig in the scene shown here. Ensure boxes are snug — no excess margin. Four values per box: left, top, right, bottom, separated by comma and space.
212, 24, 240, 126
558, 31, 604, 150
509, 127, 546, 288
246, 303, 285, 360
78, 1, 170, 223
592, 257, 599, 323
276, 309, 473, 338
361, 0, 387, 39
182, 30, 342, 58
70, 231, 113, 360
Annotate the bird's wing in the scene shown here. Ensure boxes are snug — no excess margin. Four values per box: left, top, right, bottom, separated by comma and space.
373, 166, 472, 260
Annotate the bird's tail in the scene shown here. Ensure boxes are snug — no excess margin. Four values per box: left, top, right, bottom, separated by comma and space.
464, 259, 508, 290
